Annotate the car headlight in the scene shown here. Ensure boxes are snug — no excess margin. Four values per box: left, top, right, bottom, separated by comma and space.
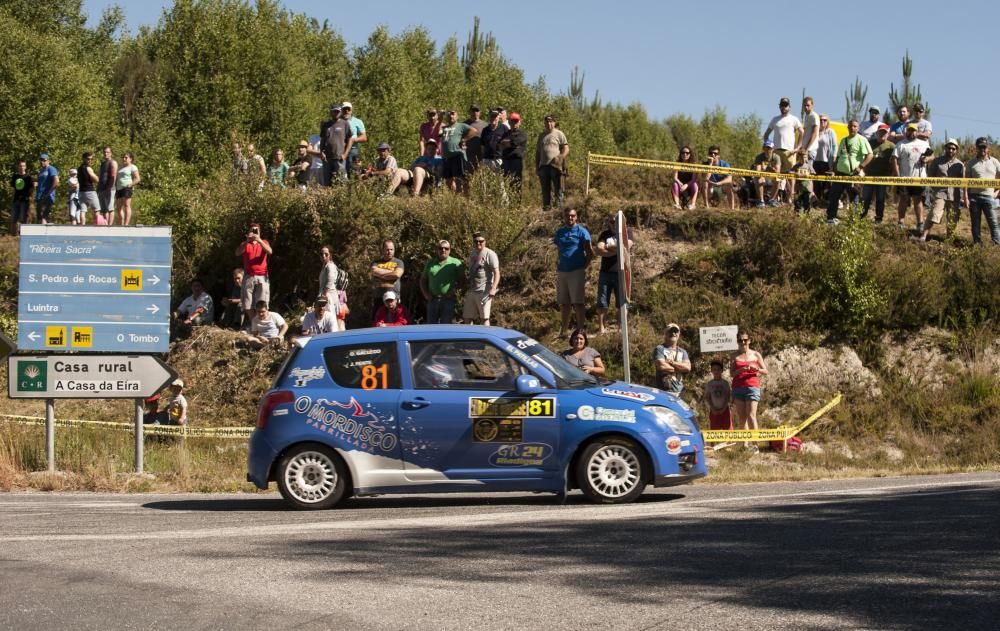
643, 405, 694, 435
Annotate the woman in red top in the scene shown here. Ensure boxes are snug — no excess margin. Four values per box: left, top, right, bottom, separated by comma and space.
730, 333, 768, 448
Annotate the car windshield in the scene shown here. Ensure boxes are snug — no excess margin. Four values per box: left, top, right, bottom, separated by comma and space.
504, 336, 599, 389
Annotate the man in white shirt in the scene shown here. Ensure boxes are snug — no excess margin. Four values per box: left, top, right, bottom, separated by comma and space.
764, 96, 803, 202
172, 279, 214, 338
301, 296, 337, 336
244, 300, 288, 349
859, 106, 882, 139
893, 123, 931, 232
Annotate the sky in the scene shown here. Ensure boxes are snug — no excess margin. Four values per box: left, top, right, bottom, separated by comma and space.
84, 0, 1000, 143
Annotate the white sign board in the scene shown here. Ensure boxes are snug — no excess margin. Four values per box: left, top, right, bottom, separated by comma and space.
9, 354, 177, 399
699, 325, 739, 353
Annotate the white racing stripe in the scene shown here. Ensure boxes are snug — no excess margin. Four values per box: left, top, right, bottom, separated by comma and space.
1, 476, 997, 543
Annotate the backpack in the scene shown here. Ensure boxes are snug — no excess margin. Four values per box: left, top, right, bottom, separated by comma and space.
334, 266, 349, 291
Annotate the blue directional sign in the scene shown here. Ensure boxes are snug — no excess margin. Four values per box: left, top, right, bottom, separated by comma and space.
17, 226, 172, 353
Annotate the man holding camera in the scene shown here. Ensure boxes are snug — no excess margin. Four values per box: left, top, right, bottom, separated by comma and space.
235, 223, 273, 327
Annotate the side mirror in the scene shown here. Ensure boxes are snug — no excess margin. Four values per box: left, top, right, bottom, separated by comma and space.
515, 374, 544, 395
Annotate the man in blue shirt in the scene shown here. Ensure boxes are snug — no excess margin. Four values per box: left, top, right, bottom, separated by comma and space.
35, 153, 59, 225
552, 207, 593, 337
702, 145, 736, 209
341, 102, 367, 177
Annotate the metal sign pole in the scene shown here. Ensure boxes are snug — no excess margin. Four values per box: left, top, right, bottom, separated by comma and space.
134, 398, 144, 474
616, 210, 632, 383
45, 399, 55, 472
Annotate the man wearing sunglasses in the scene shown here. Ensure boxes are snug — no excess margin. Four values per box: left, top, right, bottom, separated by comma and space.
964, 138, 1000, 245
420, 239, 464, 324
924, 139, 965, 241
463, 232, 500, 325
653, 324, 691, 394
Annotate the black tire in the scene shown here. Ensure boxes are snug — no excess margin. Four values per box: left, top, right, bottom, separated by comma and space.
276, 444, 348, 510
576, 437, 647, 504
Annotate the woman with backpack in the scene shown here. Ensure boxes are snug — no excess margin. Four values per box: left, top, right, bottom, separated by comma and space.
319, 245, 347, 331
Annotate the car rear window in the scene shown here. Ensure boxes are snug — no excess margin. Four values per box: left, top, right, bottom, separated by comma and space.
323, 342, 402, 390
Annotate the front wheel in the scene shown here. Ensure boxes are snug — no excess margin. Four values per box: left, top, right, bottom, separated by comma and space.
276, 444, 348, 510
576, 438, 647, 504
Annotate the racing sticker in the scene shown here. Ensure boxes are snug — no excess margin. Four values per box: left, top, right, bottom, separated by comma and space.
601, 387, 655, 403
472, 418, 524, 442
504, 343, 541, 369
295, 395, 398, 454
666, 435, 682, 455
469, 396, 556, 419
488, 443, 553, 467
289, 366, 325, 387
576, 405, 635, 422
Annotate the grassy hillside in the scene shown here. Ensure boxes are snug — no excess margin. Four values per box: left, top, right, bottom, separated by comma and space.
2, 173, 1000, 490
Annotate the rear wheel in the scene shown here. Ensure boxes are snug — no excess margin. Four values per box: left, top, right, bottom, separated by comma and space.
576, 438, 647, 504
276, 444, 347, 510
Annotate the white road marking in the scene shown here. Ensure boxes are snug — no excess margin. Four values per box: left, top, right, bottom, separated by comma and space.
0, 476, 997, 543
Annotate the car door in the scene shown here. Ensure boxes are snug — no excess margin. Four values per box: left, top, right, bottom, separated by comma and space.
398, 339, 560, 481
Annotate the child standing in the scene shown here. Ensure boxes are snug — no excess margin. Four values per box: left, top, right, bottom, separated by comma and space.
165, 379, 189, 426
791, 149, 815, 213
67, 168, 83, 225
703, 360, 733, 430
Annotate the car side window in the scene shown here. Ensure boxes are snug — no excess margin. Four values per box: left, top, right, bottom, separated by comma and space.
409, 340, 527, 391
323, 342, 401, 390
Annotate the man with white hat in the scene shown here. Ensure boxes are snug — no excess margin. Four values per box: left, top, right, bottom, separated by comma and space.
340, 101, 367, 177
924, 138, 965, 241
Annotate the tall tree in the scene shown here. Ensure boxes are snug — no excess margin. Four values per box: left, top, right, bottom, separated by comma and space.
844, 76, 869, 122
887, 51, 929, 123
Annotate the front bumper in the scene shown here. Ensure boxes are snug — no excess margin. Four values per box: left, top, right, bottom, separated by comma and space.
654, 471, 707, 487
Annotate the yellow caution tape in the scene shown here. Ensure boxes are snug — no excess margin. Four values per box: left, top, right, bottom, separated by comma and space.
701, 393, 841, 443
589, 153, 1000, 189
0, 415, 253, 438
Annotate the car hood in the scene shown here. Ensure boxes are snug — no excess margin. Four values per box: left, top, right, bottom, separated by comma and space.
587, 381, 694, 416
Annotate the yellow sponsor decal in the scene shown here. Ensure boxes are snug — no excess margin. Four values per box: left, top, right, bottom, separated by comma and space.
468, 397, 556, 419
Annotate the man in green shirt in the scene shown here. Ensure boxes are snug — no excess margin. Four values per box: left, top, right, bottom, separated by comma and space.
420, 239, 464, 323
861, 124, 894, 222
826, 119, 872, 224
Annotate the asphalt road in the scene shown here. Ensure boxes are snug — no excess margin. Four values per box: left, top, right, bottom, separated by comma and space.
1, 472, 999, 631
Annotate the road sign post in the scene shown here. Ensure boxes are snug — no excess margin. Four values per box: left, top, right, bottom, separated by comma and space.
616, 211, 633, 382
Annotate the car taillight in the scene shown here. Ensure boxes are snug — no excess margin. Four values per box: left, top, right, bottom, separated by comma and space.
256, 390, 294, 428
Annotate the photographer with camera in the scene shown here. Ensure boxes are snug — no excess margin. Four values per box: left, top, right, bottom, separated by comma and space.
234, 222, 273, 328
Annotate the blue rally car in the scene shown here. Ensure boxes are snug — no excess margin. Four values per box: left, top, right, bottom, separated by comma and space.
248, 325, 707, 509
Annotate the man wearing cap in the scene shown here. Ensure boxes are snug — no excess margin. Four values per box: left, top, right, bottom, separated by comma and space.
826, 119, 873, 224
924, 139, 965, 241
893, 123, 931, 231
301, 296, 337, 335
420, 239, 464, 324
859, 106, 882, 140
35, 153, 59, 225
963, 138, 1000, 245
464, 105, 487, 171
500, 112, 527, 194
440, 109, 479, 194
861, 124, 895, 222
289, 140, 312, 190
9, 160, 33, 235
536, 115, 570, 210
653, 324, 691, 395
319, 103, 353, 184
419, 109, 442, 156
364, 142, 398, 188
910, 103, 932, 141
751, 140, 781, 207
374, 291, 409, 327
702, 146, 736, 210
764, 97, 803, 200
341, 102, 366, 177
